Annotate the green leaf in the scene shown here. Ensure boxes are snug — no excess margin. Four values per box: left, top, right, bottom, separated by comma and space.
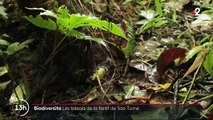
155, 0, 163, 16
203, 48, 213, 74
57, 5, 70, 18
25, 15, 57, 30
122, 38, 135, 58
0, 4, 8, 20
0, 80, 11, 91
9, 79, 30, 104
5, 39, 32, 55
122, 21, 135, 58
154, 20, 168, 27
0, 38, 10, 46
185, 46, 203, 62
0, 66, 8, 76
92, 67, 106, 80
56, 13, 127, 40
179, 92, 197, 98
198, 35, 211, 45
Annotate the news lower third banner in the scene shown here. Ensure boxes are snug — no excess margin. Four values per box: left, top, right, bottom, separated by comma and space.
11, 101, 205, 119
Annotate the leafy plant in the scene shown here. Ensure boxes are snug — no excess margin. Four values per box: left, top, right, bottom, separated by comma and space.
136, 0, 168, 35
184, 35, 213, 76
25, 5, 127, 47
0, 35, 32, 104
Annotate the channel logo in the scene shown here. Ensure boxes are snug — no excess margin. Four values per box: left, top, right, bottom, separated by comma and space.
10, 99, 30, 116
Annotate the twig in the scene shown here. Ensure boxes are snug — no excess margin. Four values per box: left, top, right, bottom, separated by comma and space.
182, 63, 202, 104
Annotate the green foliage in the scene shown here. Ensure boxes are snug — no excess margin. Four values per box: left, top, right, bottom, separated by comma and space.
185, 35, 213, 75
25, 15, 57, 30
0, 80, 11, 91
92, 67, 106, 81
122, 21, 136, 58
0, 66, 8, 76
0, 1, 7, 20
5, 39, 32, 55
203, 48, 213, 74
0, 35, 32, 103
155, 0, 163, 16
185, 46, 203, 62
25, 5, 127, 40
137, 16, 168, 35
0, 35, 32, 56
9, 78, 30, 104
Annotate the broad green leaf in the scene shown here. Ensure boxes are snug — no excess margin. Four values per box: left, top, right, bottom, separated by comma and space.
57, 14, 127, 39
25, 15, 57, 30
204, 48, 213, 74
185, 46, 203, 62
0, 66, 8, 76
57, 5, 70, 18
0, 38, 10, 46
0, 80, 11, 91
155, 0, 163, 16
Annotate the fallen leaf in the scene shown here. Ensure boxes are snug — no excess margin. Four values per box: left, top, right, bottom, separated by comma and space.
157, 48, 187, 74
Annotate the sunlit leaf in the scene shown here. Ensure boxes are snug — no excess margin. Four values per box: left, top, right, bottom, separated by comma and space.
25, 15, 57, 30
0, 39, 10, 46
185, 46, 203, 62
159, 83, 171, 90
154, 20, 168, 27
203, 48, 213, 74
155, 0, 163, 16
92, 67, 106, 81
179, 92, 196, 98
0, 66, 8, 76
0, 80, 11, 91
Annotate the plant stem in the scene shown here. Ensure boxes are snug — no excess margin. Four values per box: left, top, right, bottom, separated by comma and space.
182, 63, 202, 104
